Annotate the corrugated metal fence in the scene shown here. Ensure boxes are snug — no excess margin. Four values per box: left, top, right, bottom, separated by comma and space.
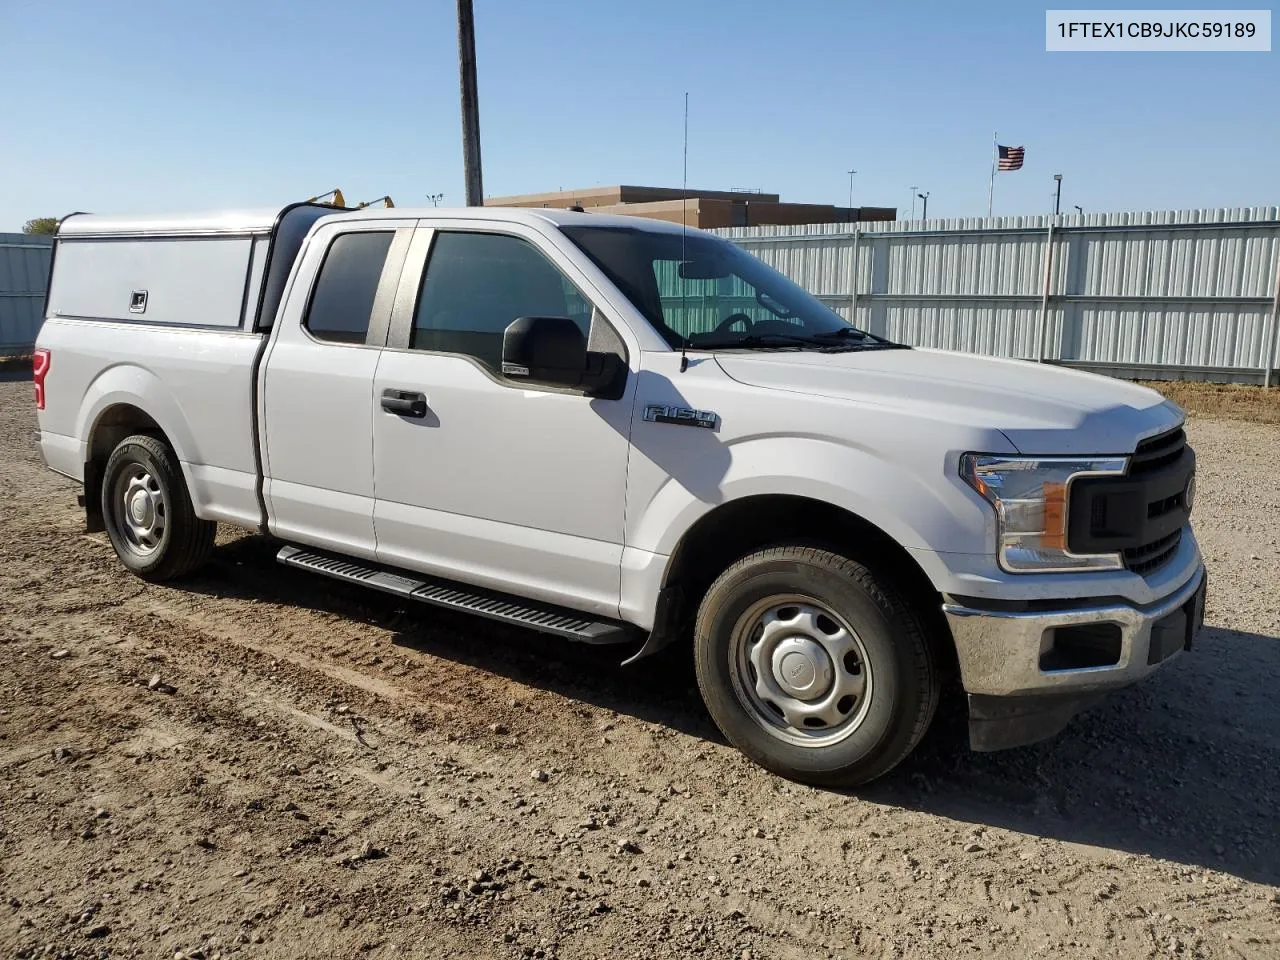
0, 233, 52, 357
716, 207, 1280, 385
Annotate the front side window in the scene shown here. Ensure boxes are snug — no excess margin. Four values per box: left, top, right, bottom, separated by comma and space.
304, 231, 394, 344
562, 225, 886, 352
411, 231, 593, 371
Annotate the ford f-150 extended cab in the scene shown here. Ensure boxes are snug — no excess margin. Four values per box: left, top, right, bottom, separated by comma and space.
33, 203, 1206, 785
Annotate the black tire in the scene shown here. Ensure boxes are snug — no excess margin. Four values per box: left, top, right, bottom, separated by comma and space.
694, 545, 939, 787
101, 434, 216, 581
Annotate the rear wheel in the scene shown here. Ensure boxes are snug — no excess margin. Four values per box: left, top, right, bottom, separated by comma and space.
694, 545, 939, 786
101, 434, 215, 581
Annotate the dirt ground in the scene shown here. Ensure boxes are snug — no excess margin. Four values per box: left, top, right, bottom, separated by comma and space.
1, 374, 1278, 960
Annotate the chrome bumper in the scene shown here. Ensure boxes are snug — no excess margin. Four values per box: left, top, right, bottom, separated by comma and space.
943, 564, 1206, 698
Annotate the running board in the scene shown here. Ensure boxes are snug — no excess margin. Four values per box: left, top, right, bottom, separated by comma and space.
276, 545, 633, 645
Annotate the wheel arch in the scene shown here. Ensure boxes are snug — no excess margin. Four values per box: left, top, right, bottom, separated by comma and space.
75, 365, 199, 533
82, 402, 172, 533
664, 492, 937, 604
641, 493, 956, 675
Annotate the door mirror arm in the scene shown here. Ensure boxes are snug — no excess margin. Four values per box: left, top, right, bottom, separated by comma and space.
582, 351, 626, 400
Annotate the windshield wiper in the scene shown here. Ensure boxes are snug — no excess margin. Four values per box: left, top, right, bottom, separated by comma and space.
688, 329, 909, 352
807, 328, 907, 348
806, 327, 869, 341
686, 332, 818, 350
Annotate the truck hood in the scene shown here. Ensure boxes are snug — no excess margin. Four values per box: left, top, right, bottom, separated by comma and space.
713, 347, 1184, 455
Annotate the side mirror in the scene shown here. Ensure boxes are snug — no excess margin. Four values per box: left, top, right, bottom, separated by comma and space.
502, 316, 626, 399
502, 316, 587, 387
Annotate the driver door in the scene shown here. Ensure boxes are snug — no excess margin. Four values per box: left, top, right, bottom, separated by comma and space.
371, 222, 638, 617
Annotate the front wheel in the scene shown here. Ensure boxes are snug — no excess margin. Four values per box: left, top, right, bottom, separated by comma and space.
101, 434, 216, 581
694, 546, 939, 786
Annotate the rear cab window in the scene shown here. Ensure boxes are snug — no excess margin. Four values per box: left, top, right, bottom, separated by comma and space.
304, 231, 394, 344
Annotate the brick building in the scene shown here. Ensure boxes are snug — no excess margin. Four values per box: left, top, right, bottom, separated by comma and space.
484, 185, 895, 229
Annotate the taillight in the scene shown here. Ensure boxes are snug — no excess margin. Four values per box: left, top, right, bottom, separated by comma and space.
33, 348, 50, 411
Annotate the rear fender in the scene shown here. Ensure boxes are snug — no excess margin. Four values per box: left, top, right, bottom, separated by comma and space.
77, 363, 199, 478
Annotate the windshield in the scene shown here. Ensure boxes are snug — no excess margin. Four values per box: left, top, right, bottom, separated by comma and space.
561, 225, 879, 350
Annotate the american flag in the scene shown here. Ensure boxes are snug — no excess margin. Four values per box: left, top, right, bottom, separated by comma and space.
997, 145, 1025, 171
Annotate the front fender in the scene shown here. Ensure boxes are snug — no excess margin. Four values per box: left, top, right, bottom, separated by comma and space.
628, 434, 991, 559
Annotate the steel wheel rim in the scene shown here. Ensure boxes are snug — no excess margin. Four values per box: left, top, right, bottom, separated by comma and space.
728, 595, 873, 747
110, 462, 167, 557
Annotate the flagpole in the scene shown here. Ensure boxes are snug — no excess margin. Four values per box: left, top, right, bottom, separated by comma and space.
987, 131, 997, 219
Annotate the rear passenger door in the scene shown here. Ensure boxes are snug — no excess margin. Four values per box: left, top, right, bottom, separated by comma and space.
371, 222, 638, 617
261, 219, 413, 559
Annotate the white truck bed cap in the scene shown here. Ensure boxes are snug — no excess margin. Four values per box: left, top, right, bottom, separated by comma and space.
59, 208, 287, 238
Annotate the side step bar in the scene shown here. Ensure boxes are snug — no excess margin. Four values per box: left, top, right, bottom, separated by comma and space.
276, 545, 634, 646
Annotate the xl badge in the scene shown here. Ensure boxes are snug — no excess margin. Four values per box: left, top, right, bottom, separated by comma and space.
643, 404, 718, 430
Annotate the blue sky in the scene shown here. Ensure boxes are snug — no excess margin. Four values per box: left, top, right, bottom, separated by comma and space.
1, 0, 1275, 229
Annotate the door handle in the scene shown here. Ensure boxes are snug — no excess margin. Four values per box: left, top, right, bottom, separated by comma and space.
381, 389, 428, 418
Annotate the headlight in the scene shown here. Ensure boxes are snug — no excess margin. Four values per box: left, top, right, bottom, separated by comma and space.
960, 454, 1128, 573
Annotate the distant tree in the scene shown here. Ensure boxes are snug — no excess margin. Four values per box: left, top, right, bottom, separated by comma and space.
23, 217, 58, 235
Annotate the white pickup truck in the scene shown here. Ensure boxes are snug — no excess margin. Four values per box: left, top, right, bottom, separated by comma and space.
34, 203, 1205, 785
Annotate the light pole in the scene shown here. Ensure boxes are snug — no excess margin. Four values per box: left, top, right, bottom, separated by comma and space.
909, 185, 919, 220
1073, 204, 1083, 215
917, 191, 930, 221
846, 169, 857, 216
1053, 174, 1063, 215
427, 193, 444, 207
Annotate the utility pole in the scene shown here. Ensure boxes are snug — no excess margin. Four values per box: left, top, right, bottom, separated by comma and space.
909, 186, 919, 220
917, 191, 930, 220
1053, 173, 1063, 216
456, 0, 484, 206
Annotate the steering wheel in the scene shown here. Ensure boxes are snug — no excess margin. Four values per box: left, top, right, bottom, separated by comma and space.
712, 312, 755, 335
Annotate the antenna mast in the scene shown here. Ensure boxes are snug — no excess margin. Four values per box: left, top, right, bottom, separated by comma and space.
679, 91, 690, 373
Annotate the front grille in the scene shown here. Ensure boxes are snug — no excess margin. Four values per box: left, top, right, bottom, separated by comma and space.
1148, 491, 1183, 520
1124, 529, 1182, 575
1123, 428, 1189, 574
1129, 427, 1186, 475
1068, 425, 1192, 578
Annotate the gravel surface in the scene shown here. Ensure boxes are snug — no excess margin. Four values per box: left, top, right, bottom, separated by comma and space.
1, 377, 1277, 959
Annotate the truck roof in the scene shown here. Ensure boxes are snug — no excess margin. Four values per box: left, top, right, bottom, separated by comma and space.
321, 206, 695, 236
58, 204, 697, 239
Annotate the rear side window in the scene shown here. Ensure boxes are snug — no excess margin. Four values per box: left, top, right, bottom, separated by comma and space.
411, 232, 592, 371
304, 231, 394, 344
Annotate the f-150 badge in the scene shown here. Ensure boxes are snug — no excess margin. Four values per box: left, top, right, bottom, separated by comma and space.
643, 404, 718, 430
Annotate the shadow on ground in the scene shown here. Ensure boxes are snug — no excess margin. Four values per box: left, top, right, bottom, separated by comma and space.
870, 627, 1280, 887
187, 534, 1280, 887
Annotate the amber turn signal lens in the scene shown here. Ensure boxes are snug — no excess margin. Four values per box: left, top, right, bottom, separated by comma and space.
1041, 480, 1068, 550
